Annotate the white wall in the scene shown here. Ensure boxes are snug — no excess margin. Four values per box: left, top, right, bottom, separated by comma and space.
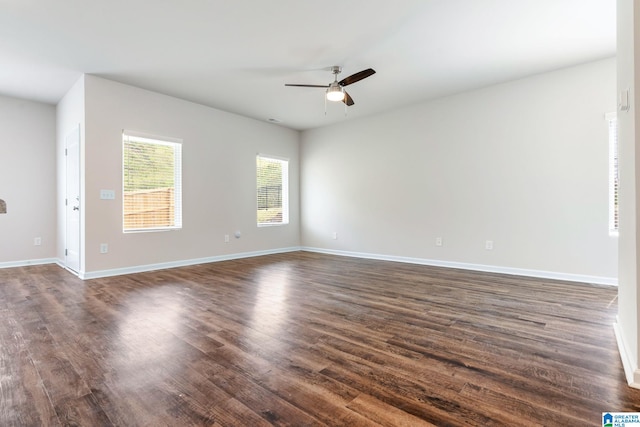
56, 76, 85, 269
81, 75, 300, 275
301, 58, 617, 283
0, 95, 56, 265
615, 0, 640, 387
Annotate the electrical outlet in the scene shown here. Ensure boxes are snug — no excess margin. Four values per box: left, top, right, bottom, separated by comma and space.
100, 243, 108, 254
435, 237, 443, 247
332, 232, 338, 240
34, 237, 42, 246
485, 240, 493, 250
224, 234, 230, 243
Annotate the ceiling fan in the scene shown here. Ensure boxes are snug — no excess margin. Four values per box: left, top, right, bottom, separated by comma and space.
285, 66, 376, 106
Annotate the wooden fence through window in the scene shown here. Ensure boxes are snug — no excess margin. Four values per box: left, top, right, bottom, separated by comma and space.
124, 188, 174, 229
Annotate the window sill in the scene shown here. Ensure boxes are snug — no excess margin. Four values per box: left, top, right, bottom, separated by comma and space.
257, 222, 289, 228
124, 227, 182, 234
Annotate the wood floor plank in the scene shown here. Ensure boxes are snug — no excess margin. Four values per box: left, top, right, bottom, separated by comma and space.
53, 392, 113, 427
0, 313, 60, 426
346, 393, 438, 427
193, 360, 324, 426
1, 252, 640, 426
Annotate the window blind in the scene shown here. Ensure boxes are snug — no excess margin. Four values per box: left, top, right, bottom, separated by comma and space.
123, 132, 182, 232
257, 155, 289, 225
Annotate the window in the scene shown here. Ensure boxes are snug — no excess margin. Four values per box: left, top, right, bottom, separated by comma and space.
607, 113, 618, 235
123, 131, 182, 232
257, 155, 289, 226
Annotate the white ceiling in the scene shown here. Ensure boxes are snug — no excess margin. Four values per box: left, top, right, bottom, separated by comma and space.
0, 0, 616, 131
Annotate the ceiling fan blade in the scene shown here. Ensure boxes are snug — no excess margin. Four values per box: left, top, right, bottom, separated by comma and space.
284, 84, 329, 88
343, 91, 354, 106
338, 68, 376, 87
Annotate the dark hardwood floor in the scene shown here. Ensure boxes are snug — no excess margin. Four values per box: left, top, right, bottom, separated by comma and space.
1, 251, 639, 426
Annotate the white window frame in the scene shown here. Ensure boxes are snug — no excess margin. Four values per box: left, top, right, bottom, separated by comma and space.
257, 154, 289, 227
122, 130, 183, 233
606, 113, 618, 236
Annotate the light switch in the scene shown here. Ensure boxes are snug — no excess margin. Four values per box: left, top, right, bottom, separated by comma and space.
100, 190, 115, 200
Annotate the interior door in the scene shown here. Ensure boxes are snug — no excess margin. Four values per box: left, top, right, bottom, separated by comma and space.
65, 125, 81, 273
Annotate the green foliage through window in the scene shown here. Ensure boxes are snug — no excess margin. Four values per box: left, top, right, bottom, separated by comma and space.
124, 141, 175, 192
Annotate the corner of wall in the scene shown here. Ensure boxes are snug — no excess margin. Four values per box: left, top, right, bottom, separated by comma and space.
615, 319, 640, 388
56, 75, 86, 274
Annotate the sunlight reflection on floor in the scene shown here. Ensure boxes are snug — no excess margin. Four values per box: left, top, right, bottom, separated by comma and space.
114, 285, 187, 386
249, 265, 291, 344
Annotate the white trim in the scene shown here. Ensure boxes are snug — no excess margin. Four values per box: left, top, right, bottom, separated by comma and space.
4, 249, 617, 286
607, 113, 619, 234
56, 260, 82, 277
80, 247, 301, 280
257, 153, 289, 162
0, 258, 59, 269
301, 247, 618, 286
123, 129, 183, 145
614, 319, 640, 389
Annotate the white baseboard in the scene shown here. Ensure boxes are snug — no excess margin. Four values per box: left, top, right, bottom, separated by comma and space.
4, 248, 617, 287
614, 319, 640, 389
80, 247, 302, 280
301, 247, 618, 286
0, 258, 59, 269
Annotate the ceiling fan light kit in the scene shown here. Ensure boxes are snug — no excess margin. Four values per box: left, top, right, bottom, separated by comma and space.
326, 83, 345, 102
285, 65, 376, 111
